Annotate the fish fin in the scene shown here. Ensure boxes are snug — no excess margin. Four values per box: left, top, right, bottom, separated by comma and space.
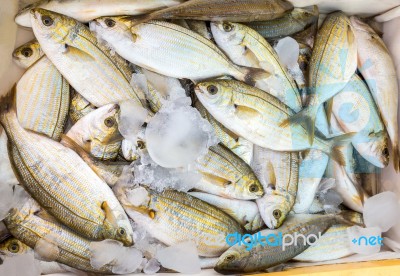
392, 144, 400, 173
236, 66, 271, 86
325, 98, 334, 129
124, 203, 155, 219
336, 210, 365, 227
64, 44, 95, 62
324, 133, 356, 166
201, 172, 232, 187
101, 201, 118, 229
0, 85, 17, 122
127, 14, 152, 27
60, 134, 91, 160
34, 209, 59, 224
234, 104, 262, 121
279, 105, 319, 146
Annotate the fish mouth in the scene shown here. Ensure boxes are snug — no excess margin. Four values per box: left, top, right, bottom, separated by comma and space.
108, 104, 120, 113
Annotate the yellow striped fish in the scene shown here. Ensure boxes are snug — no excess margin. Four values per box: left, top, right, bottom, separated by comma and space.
13, 39, 69, 141
30, 8, 147, 109
115, 186, 244, 257
69, 89, 96, 124
0, 89, 133, 246
3, 199, 113, 273
195, 80, 354, 165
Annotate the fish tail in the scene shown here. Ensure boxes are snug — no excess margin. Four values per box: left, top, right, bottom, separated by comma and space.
235, 65, 271, 86
127, 14, 153, 26
279, 105, 319, 145
322, 133, 356, 166
0, 85, 17, 126
335, 210, 364, 227
392, 143, 400, 173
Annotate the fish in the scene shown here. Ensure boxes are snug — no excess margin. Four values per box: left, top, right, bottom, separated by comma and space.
30, 9, 147, 108
3, 199, 113, 273
61, 135, 129, 187
331, 74, 389, 168
214, 212, 357, 273
195, 100, 253, 164
293, 150, 329, 214
132, 0, 293, 24
16, 0, 186, 27
12, 39, 44, 69
64, 103, 123, 161
245, 6, 319, 41
325, 144, 369, 213
0, 128, 18, 186
350, 16, 400, 172
293, 212, 363, 262
0, 89, 133, 245
195, 79, 354, 166
0, 238, 31, 257
251, 146, 298, 229
192, 144, 264, 200
90, 18, 269, 85
354, 150, 380, 196
114, 186, 244, 257
15, 47, 70, 141
210, 21, 302, 112
186, 20, 212, 40
297, 43, 312, 105
284, 12, 357, 144
69, 89, 96, 124
190, 192, 264, 232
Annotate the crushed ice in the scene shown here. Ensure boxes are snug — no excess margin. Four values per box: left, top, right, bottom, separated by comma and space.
118, 100, 148, 143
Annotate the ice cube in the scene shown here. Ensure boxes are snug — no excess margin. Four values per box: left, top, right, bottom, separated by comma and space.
0, 185, 29, 221
0, 253, 41, 276
118, 100, 148, 143
143, 258, 161, 274
274, 37, 300, 69
347, 226, 382, 255
155, 241, 201, 274
142, 69, 186, 102
126, 186, 150, 207
145, 104, 218, 168
90, 239, 143, 274
0, 129, 18, 187
363, 191, 400, 232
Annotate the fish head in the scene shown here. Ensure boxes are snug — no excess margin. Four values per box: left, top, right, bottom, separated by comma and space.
89, 103, 123, 145
210, 22, 245, 48
195, 80, 234, 113
350, 16, 387, 50
236, 175, 264, 200
292, 6, 319, 23
215, 246, 250, 274
90, 16, 133, 46
0, 238, 31, 257
12, 40, 43, 69
257, 195, 291, 229
354, 131, 389, 168
30, 8, 75, 45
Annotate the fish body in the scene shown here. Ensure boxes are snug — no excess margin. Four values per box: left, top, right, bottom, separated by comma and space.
16, 0, 186, 27
195, 100, 253, 164
211, 22, 302, 112
192, 144, 263, 200
136, 0, 293, 23
116, 187, 244, 257
246, 6, 318, 40
69, 90, 96, 124
189, 192, 264, 232
215, 213, 347, 273
351, 16, 400, 171
12, 40, 44, 69
65, 104, 122, 161
331, 74, 389, 168
195, 80, 353, 165
90, 18, 268, 85
3, 200, 113, 273
251, 146, 298, 228
31, 9, 146, 108
0, 90, 133, 245
289, 12, 357, 144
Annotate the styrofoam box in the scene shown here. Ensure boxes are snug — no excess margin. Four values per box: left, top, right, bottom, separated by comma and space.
1, 0, 400, 275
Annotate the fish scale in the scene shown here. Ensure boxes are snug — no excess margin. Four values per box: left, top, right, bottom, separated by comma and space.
0, 101, 133, 245
3, 200, 113, 274
16, 56, 69, 141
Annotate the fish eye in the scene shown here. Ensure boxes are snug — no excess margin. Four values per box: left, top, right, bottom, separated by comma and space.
273, 209, 282, 219
22, 48, 33, 58
223, 23, 233, 32
249, 184, 259, 193
137, 140, 145, 149
117, 227, 126, 236
207, 85, 218, 95
105, 18, 116, 28
104, 117, 115, 127
225, 254, 236, 261
8, 242, 19, 253
383, 148, 389, 157
42, 15, 54, 27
